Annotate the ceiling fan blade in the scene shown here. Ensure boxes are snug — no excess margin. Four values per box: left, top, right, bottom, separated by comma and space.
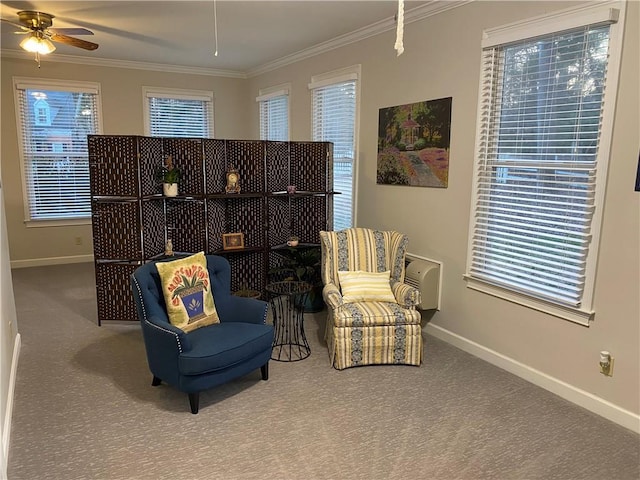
50, 33, 98, 51
49, 27, 94, 36
0, 18, 29, 30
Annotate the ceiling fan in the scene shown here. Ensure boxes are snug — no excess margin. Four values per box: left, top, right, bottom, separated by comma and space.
1, 10, 98, 65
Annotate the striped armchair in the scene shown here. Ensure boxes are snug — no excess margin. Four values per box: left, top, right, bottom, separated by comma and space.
319, 228, 423, 370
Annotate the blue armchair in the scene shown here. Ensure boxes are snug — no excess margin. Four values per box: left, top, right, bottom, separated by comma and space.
130, 255, 274, 414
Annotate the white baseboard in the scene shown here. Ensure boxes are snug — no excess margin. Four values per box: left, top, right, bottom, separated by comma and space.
11, 255, 94, 269
425, 323, 640, 434
2, 333, 21, 464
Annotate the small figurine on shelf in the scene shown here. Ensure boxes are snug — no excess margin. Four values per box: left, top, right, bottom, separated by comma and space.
165, 239, 174, 257
156, 155, 181, 197
225, 166, 240, 194
287, 235, 299, 247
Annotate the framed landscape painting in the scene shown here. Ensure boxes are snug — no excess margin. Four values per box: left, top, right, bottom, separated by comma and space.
377, 97, 452, 188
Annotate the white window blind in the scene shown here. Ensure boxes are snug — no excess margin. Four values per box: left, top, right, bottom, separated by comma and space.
466, 4, 623, 323
14, 80, 101, 222
144, 88, 213, 138
310, 74, 357, 231
258, 89, 289, 141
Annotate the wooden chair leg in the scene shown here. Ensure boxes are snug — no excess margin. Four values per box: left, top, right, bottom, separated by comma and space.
188, 392, 199, 414
261, 362, 269, 381
151, 376, 162, 386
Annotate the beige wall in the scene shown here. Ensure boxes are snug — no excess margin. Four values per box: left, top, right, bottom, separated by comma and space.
247, 1, 640, 418
0, 58, 250, 264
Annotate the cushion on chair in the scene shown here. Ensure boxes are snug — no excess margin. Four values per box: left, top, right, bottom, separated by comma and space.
331, 301, 422, 328
156, 252, 220, 332
337, 270, 396, 303
179, 322, 274, 375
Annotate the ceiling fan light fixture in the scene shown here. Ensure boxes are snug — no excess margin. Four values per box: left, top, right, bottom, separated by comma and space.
20, 32, 56, 54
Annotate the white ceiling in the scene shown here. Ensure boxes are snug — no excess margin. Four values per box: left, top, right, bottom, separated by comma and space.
0, 1, 435, 76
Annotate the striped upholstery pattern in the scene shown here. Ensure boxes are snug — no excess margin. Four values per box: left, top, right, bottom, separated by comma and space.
337, 270, 396, 303
320, 228, 422, 370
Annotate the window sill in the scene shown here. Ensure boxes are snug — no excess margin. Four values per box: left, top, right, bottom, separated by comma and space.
464, 275, 594, 326
25, 218, 91, 228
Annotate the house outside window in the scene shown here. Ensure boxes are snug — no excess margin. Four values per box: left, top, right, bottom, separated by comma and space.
33, 98, 51, 126
13, 78, 102, 224
143, 87, 214, 138
465, 1, 626, 325
310, 65, 360, 231
257, 84, 290, 141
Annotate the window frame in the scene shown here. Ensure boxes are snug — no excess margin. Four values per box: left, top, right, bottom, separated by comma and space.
464, 1, 626, 325
142, 86, 214, 138
257, 83, 290, 141
309, 65, 361, 230
13, 77, 103, 227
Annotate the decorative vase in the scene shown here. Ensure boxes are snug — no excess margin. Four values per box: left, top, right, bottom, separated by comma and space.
178, 286, 205, 323
163, 183, 178, 197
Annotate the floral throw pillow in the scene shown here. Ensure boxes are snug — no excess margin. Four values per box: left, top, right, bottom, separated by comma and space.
156, 252, 220, 332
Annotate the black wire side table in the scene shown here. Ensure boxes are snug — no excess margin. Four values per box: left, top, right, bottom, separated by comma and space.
266, 281, 312, 361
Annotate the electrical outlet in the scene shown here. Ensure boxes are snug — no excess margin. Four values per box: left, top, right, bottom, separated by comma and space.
74, 236, 82, 245
600, 356, 614, 377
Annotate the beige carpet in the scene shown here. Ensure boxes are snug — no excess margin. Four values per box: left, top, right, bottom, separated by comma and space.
7, 262, 640, 480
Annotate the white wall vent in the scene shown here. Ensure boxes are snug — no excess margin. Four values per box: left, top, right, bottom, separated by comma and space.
405, 257, 440, 310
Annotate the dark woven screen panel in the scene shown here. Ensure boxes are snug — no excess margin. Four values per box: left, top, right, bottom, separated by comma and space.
291, 142, 330, 192
227, 251, 265, 293
141, 200, 166, 258
226, 197, 264, 249
88, 135, 139, 197
293, 196, 327, 244
226, 141, 265, 194
89, 135, 333, 323
162, 138, 204, 196
91, 201, 141, 259
206, 199, 226, 252
95, 262, 140, 321
267, 197, 290, 245
166, 200, 206, 253
203, 139, 227, 194
138, 136, 164, 196
265, 141, 290, 192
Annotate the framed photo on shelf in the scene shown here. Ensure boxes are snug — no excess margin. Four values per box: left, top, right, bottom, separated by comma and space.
222, 232, 244, 250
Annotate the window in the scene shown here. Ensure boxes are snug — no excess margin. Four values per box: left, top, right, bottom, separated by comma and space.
257, 85, 290, 141
143, 87, 213, 138
465, 2, 625, 324
310, 66, 360, 231
14, 78, 102, 223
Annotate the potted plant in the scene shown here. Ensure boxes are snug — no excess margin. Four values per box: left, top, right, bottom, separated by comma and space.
156, 155, 181, 197
233, 283, 261, 299
269, 245, 324, 312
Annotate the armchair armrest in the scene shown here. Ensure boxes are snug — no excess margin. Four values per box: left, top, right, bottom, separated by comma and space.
392, 281, 420, 309
141, 314, 192, 352
323, 282, 344, 310
140, 314, 192, 386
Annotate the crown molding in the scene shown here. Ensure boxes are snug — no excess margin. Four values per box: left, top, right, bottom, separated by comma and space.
246, 0, 472, 78
1, 1, 471, 80
0, 49, 247, 79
